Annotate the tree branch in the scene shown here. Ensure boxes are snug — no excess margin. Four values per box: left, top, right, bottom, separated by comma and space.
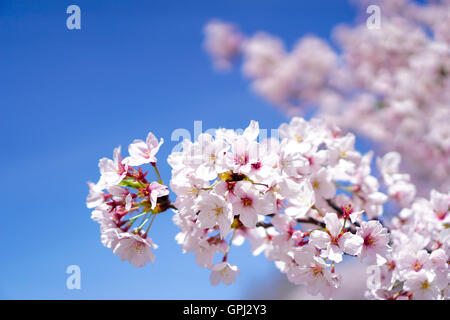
326, 199, 344, 216
256, 216, 326, 229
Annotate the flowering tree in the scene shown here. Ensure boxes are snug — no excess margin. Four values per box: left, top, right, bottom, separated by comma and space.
87, 118, 449, 300
86, 0, 449, 300
203, 0, 450, 194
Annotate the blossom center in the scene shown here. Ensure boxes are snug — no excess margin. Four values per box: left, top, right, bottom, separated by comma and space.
117, 163, 127, 175
331, 236, 339, 246
436, 211, 447, 220
364, 235, 376, 247
311, 265, 324, 279
235, 154, 248, 165
421, 281, 430, 290
133, 242, 145, 254
219, 267, 228, 277
342, 204, 353, 219
413, 261, 423, 271
387, 261, 396, 270
251, 162, 262, 170
190, 187, 200, 197
241, 197, 253, 207
214, 206, 223, 216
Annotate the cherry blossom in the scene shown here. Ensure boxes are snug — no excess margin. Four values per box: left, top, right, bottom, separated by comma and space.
97, 147, 128, 189
309, 212, 363, 263
126, 132, 163, 166
356, 220, 390, 265
231, 181, 274, 228
87, 117, 449, 299
309, 168, 336, 200
197, 192, 233, 239
87, 131, 170, 269
86, 182, 105, 209
167, 118, 395, 297
210, 262, 240, 286
203, 0, 450, 194
203, 20, 242, 70
113, 231, 158, 268
403, 270, 441, 300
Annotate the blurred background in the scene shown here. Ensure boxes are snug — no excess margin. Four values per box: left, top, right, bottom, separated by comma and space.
0, 0, 368, 299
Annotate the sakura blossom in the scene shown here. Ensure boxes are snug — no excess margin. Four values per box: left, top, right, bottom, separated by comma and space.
113, 230, 158, 268
231, 181, 273, 228
197, 192, 233, 239
203, 0, 450, 195
365, 188, 450, 300
126, 132, 163, 166
97, 147, 128, 189
309, 212, 363, 263
87, 117, 449, 299
203, 20, 242, 70
87, 131, 169, 268
199, 2, 450, 298
356, 220, 390, 265
403, 270, 441, 300
210, 262, 240, 286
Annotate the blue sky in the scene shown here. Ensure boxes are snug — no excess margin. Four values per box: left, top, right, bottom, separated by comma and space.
0, 0, 359, 299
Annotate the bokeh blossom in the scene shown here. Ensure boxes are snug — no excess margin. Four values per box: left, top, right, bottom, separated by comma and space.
203, 0, 450, 194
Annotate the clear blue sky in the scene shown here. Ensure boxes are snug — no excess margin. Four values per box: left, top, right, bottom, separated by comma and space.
0, 0, 359, 299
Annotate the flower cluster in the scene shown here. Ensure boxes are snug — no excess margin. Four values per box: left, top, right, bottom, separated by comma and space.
366, 189, 449, 300
357, 151, 450, 299
86, 133, 169, 267
168, 117, 407, 298
87, 117, 449, 299
204, 20, 242, 70
203, 0, 450, 194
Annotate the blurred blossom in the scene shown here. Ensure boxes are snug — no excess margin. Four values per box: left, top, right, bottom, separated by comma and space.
204, 20, 243, 70
203, 0, 450, 193
87, 117, 449, 299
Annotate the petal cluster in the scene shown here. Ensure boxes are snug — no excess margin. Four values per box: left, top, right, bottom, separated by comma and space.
168, 117, 397, 296
87, 132, 168, 268
204, 1, 450, 194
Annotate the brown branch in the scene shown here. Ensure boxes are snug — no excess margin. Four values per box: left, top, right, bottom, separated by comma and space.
326, 199, 344, 216
256, 216, 326, 229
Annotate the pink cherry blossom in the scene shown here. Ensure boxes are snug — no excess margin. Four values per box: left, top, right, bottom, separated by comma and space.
197, 192, 233, 239
87, 116, 450, 299
86, 182, 105, 208
209, 262, 240, 286
98, 146, 128, 188
356, 220, 391, 265
204, 20, 242, 70
309, 168, 336, 200
309, 212, 363, 263
231, 181, 273, 228
127, 132, 163, 166
203, 1, 450, 194
113, 231, 158, 268
403, 270, 441, 300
